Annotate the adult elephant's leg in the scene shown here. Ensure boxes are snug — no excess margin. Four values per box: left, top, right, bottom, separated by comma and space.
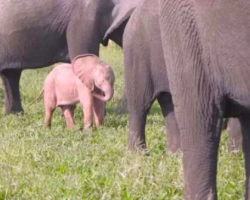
238, 115, 250, 199
227, 118, 242, 152
0, 69, 23, 114
128, 107, 150, 151
157, 93, 181, 153
176, 100, 222, 200
125, 59, 152, 151
127, 80, 151, 150
160, 1, 222, 196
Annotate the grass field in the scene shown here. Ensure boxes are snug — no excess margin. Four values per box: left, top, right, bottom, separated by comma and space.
0, 45, 246, 199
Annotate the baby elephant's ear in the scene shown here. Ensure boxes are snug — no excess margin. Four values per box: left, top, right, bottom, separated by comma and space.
72, 55, 97, 92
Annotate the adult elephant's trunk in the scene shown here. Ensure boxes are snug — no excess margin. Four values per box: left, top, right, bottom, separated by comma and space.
92, 88, 114, 102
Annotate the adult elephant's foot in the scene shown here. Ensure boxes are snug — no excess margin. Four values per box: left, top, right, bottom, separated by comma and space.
1, 69, 24, 114
5, 100, 24, 114
128, 130, 147, 151
227, 118, 242, 153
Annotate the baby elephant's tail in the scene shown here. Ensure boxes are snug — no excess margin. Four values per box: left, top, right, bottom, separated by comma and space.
28, 89, 44, 107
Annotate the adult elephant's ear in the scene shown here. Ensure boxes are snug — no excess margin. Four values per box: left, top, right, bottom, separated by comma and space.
103, 0, 140, 41
72, 54, 99, 92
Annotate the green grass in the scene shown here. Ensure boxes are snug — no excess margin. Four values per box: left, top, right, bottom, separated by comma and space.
0, 45, 246, 199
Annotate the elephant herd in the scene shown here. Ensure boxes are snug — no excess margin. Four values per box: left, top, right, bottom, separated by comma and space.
1, 0, 250, 199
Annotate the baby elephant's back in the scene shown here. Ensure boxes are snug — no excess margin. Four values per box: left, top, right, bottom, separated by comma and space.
46, 63, 81, 106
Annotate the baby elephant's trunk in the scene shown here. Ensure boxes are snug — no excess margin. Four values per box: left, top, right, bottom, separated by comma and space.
92, 88, 114, 102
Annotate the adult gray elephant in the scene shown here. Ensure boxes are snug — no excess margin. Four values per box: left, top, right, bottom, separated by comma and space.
104, 0, 181, 153
0, 0, 139, 114
119, 0, 181, 152
105, 0, 243, 154
160, 0, 250, 199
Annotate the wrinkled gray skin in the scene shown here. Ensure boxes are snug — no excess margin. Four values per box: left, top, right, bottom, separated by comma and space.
160, 0, 250, 199
0, 0, 139, 114
123, 1, 181, 152
106, 0, 241, 153
105, 0, 181, 153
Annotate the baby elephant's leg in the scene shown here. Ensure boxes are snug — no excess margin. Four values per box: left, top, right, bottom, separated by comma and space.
80, 95, 93, 129
60, 105, 76, 117
61, 105, 75, 128
93, 98, 105, 128
44, 91, 57, 128
45, 107, 55, 128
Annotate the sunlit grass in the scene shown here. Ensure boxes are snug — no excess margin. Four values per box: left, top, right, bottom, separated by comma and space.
0, 45, 245, 199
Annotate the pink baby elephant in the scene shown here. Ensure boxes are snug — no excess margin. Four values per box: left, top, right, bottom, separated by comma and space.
44, 54, 115, 129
